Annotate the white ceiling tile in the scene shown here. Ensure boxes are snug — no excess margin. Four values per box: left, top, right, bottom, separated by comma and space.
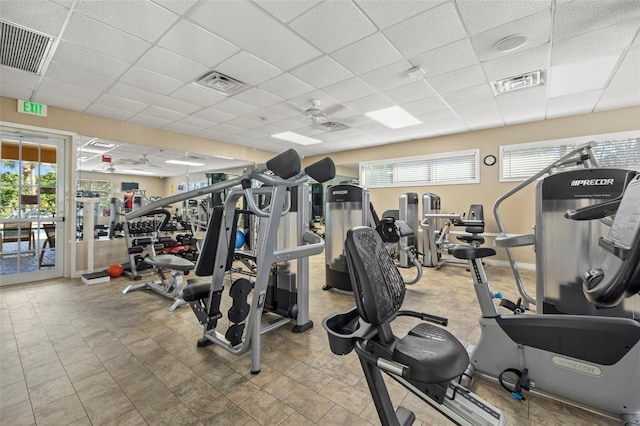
384, 3, 467, 57
554, 0, 639, 41
502, 111, 545, 126
191, 107, 235, 124
225, 117, 263, 131
84, 104, 137, 121
46, 62, 114, 92
430, 117, 470, 135
290, 56, 353, 88
158, 20, 240, 68
442, 84, 494, 107
546, 89, 602, 119
232, 88, 284, 109
456, 0, 551, 35
212, 123, 244, 135
215, 52, 282, 86
0, 0, 69, 37
322, 78, 377, 103
355, 0, 447, 29
257, 104, 298, 121
188, 1, 320, 70
119, 66, 184, 95
163, 121, 201, 135
75, 0, 179, 42
0, 84, 34, 101
384, 80, 436, 104
345, 94, 396, 113
151, 0, 198, 15
496, 86, 547, 121
411, 39, 478, 78
268, 118, 308, 132
63, 13, 151, 63
331, 33, 403, 75
211, 98, 258, 117
428, 65, 487, 94
549, 55, 620, 98
235, 129, 266, 140
254, 0, 322, 23
455, 97, 499, 115
128, 114, 173, 128
178, 115, 219, 128
402, 97, 450, 116
466, 114, 506, 130
608, 46, 640, 90
52, 41, 129, 80
0, 66, 41, 88
289, 1, 376, 53
32, 91, 92, 112
140, 106, 186, 122
481, 43, 550, 81
108, 82, 201, 114
258, 73, 315, 99
91, 94, 148, 113
552, 19, 639, 66
472, 10, 551, 62
136, 47, 209, 82
415, 108, 459, 124
359, 60, 414, 92
170, 84, 226, 108
37, 78, 102, 102
595, 85, 640, 112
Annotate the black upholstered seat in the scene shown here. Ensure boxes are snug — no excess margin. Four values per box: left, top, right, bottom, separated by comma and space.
393, 323, 469, 383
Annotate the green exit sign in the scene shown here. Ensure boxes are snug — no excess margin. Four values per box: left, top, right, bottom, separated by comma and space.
18, 100, 47, 117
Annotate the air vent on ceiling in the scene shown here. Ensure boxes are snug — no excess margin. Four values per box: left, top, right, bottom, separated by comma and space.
195, 71, 248, 96
491, 70, 546, 95
317, 121, 349, 131
0, 20, 53, 74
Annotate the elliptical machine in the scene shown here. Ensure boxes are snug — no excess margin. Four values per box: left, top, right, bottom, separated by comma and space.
450, 173, 640, 425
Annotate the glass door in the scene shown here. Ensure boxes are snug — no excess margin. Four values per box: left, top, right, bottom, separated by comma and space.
0, 126, 67, 286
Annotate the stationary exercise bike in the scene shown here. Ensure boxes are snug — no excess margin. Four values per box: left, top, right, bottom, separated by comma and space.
323, 226, 506, 426
449, 173, 640, 425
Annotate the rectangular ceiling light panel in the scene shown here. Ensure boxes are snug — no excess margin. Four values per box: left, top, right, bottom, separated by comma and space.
165, 159, 205, 166
0, 20, 53, 74
365, 106, 422, 129
271, 131, 322, 145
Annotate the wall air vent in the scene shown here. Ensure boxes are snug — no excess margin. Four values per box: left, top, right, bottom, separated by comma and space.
317, 121, 350, 131
0, 20, 53, 74
491, 70, 546, 95
195, 71, 248, 96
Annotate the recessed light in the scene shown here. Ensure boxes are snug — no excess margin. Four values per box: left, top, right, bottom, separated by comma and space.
271, 131, 321, 145
494, 34, 528, 53
491, 70, 546, 95
120, 170, 155, 175
165, 159, 205, 166
365, 106, 421, 129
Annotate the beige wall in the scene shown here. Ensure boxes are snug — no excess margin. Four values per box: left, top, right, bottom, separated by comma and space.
305, 106, 640, 264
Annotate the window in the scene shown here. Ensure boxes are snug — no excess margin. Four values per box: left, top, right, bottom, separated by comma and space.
500, 132, 640, 181
360, 150, 479, 188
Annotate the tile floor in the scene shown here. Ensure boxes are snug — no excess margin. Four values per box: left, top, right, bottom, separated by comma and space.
0, 254, 621, 425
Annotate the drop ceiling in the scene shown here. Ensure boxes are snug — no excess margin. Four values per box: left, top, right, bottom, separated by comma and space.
0, 0, 638, 164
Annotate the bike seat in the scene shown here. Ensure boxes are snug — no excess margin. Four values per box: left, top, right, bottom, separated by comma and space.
449, 245, 496, 259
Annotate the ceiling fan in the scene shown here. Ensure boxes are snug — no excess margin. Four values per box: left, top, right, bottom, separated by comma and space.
120, 153, 161, 168
300, 99, 350, 132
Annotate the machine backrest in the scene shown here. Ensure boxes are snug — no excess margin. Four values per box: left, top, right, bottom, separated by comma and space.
584, 174, 640, 306
345, 226, 405, 325
465, 204, 485, 234
195, 206, 238, 276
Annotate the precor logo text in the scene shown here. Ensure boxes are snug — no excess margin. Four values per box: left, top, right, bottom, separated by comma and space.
570, 179, 614, 186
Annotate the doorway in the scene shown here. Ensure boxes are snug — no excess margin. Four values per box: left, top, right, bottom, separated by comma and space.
0, 125, 67, 286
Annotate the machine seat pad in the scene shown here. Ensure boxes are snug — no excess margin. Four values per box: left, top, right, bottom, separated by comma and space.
449, 245, 496, 260
144, 254, 195, 272
182, 283, 210, 302
392, 323, 469, 383
457, 235, 485, 245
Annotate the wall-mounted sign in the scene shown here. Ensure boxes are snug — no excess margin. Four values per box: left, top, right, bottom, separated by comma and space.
17, 100, 47, 117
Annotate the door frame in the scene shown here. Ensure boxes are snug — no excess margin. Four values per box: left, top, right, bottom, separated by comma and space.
1, 121, 76, 286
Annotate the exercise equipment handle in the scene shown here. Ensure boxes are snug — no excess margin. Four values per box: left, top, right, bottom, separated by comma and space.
564, 197, 621, 221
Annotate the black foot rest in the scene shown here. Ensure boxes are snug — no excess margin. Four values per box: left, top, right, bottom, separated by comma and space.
144, 254, 195, 272
182, 283, 210, 302
449, 245, 496, 260
392, 323, 469, 383
457, 235, 485, 245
